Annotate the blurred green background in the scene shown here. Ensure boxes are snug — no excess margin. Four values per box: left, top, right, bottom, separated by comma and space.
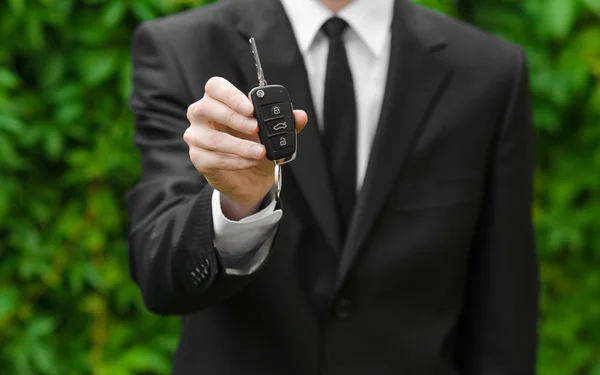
0, 0, 598, 374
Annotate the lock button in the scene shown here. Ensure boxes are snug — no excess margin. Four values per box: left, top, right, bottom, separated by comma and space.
261, 102, 290, 121
269, 132, 294, 151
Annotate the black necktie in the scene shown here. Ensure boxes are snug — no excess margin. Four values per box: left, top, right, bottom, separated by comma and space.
322, 17, 357, 239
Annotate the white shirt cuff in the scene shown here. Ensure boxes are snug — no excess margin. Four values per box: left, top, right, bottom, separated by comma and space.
212, 189, 282, 275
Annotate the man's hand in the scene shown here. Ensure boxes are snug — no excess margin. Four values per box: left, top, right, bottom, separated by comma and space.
184, 77, 308, 220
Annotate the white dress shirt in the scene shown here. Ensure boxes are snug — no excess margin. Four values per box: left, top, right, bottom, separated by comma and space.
213, 0, 394, 275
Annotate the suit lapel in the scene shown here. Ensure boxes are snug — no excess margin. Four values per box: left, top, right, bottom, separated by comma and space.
336, 0, 452, 288
235, 0, 343, 253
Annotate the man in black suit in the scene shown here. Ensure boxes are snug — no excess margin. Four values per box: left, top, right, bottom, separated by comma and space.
127, 0, 539, 374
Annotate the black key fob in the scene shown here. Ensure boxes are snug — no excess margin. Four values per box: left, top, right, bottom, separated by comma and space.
249, 38, 297, 163
250, 85, 297, 162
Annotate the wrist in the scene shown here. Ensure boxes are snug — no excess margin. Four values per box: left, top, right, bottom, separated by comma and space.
220, 193, 265, 221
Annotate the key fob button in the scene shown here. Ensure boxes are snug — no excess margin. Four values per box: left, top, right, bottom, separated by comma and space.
261, 102, 291, 121
266, 116, 293, 136
269, 132, 294, 151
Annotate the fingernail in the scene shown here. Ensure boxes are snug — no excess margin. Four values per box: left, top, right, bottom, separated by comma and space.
251, 144, 263, 158
240, 101, 253, 115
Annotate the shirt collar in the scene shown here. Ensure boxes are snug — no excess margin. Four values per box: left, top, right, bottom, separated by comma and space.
280, 0, 395, 57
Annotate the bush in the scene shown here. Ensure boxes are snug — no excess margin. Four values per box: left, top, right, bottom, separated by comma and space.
0, 0, 598, 374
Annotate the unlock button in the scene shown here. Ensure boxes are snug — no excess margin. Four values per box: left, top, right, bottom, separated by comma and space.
269, 132, 294, 151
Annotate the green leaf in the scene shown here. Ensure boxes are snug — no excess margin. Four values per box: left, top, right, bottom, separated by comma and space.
118, 347, 171, 373
97, 364, 130, 375
25, 15, 44, 50
44, 130, 64, 159
0, 68, 20, 89
132, 1, 159, 21
7, 0, 26, 16
78, 50, 120, 86
27, 317, 56, 338
0, 133, 23, 168
56, 103, 84, 124
50, 83, 80, 102
52, 0, 74, 19
12, 345, 32, 375
102, 2, 127, 28
0, 288, 19, 320
30, 342, 57, 375
581, 0, 600, 16
83, 263, 106, 290
544, 0, 578, 40
119, 61, 132, 100
41, 55, 66, 87
0, 114, 25, 133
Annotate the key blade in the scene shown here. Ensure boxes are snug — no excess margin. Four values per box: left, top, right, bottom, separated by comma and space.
249, 37, 267, 87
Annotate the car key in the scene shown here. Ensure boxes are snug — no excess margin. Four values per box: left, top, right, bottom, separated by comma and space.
249, 37, 297, 163
249, 37, 297, 199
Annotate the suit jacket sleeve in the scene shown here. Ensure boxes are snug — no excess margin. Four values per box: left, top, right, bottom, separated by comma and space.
457, 48, 539, 374
127, 22, 275, 316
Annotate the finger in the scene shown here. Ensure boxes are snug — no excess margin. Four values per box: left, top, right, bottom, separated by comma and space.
190, 147, 262, 174
192, 96, 258, 134
293, 110, 308, 133
184, 125, 265, 159
204, 76, 254, 116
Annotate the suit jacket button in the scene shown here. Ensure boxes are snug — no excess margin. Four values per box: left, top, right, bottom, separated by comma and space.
333, 299, 352, 320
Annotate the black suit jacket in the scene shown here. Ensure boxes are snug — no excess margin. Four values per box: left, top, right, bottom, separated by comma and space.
127, 0, 539, 374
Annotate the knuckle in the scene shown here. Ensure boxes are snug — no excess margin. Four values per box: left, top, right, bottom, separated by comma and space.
205, 76, 221, 94
186, 103, 196, 122
188, 98, 209, 121
205, 134, 219, 151
196, 163, 208, 174
214, 155, 228, 170
183, 127, 193, 144
228, 111, 239, 129
189, 147, 200, 165
195, 98, 208, 115
241, 141, 253, 156
197, 165, 209, 175
226, 88, 239, 105
237, 158, 249, 170
192, 152, 211, 175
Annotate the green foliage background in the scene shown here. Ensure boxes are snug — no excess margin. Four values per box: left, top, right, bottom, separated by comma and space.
0, 0, 598, 374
